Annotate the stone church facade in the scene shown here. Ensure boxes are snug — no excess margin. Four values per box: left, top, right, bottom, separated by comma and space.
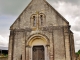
8, 0, 76, 60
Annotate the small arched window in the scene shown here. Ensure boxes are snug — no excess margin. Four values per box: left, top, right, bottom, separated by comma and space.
40, 15, 43, 26
33, 16, 36, 26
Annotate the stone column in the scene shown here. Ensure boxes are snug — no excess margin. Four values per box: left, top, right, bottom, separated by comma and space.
49, 32, 53, 60
8, 31, 14, 60
47, 43, 50, 60
31, 47, 32, 60
8, 36, 13, 60
22, 34, 26, 60
45, 46, 47, 60
72, 34, 76, 60
45, 45, 49, 60
64, 33, 71, 60
64, 26, 71, 60
26, 46, 29, 60
50, 46, 53, 60
29, 47, 31, 60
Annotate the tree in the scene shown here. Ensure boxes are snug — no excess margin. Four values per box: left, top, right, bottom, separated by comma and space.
76, 50, 80, 55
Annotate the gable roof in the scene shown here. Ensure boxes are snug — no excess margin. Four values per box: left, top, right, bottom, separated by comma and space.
10, 0, 69, 30
10, 0, 33, 30
44, 0, 69, 24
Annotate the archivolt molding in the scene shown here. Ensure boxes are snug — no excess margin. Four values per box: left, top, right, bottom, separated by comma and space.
26, 33, 50, 46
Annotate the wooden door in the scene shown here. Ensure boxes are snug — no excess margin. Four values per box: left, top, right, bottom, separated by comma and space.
33, 46, 44, 60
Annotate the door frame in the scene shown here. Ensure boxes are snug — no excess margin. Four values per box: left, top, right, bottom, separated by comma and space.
32, 45, 45, 60
26, 34, 50, 60
29, 45, 49, 60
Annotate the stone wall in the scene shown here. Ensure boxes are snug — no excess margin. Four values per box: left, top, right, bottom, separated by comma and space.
10, 0, 68, 30
0, 57, 8, 60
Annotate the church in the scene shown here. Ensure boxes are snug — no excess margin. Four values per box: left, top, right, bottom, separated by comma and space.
8, 0, 76, 60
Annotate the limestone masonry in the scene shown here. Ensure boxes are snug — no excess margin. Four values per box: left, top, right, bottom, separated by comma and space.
8, 0, 76, 60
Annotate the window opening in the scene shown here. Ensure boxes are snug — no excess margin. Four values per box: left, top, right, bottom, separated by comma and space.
33, 16, 36, 26
40, 15, 43, 25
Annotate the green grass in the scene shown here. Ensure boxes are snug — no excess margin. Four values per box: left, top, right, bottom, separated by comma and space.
0, 54, 8, 57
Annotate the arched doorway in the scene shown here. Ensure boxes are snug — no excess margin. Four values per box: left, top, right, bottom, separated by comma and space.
33, 45, 44, 60
26, 34, 50, 60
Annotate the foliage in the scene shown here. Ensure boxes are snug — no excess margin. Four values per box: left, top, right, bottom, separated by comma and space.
3, 54, 8, 57
76, 50, 80, 55
0, 53, 8, 57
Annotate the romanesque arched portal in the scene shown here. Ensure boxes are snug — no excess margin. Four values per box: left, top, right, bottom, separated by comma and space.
26, 34, 50, 60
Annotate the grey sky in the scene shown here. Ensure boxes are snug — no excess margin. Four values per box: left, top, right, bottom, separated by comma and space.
0, 0, 79, 15
0, 0, 80, 51
0, 0, 31, 15
48, 0, 80, 5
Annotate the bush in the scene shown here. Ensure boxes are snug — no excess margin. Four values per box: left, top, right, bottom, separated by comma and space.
76, 50, 80, 55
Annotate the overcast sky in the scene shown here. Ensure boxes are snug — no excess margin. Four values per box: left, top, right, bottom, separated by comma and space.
0, 0, 80, 52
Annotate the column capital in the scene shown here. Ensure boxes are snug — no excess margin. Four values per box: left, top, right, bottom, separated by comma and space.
26, 45, 31, 48
45, 45, 50, 47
